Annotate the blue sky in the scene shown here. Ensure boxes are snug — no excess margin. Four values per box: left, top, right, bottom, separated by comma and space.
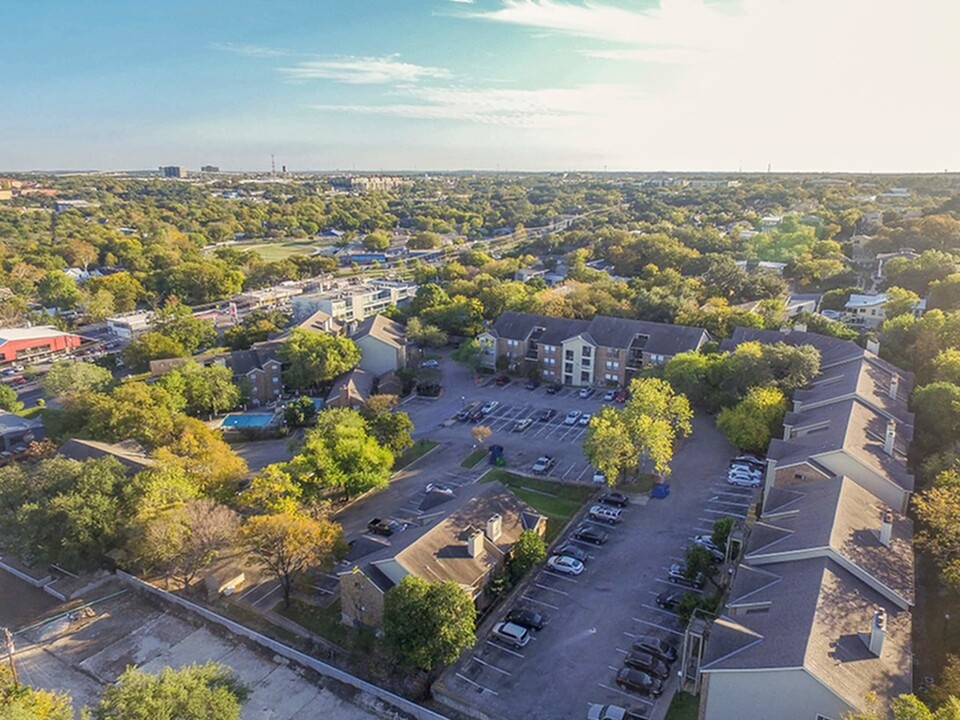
4, 0, 959, 172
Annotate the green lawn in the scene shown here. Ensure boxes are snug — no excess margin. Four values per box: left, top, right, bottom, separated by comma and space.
393, 439, 438, 470
481, 469, 593, 542
461, 447, 488, 468
277, 599, 376, 654
664, 691, 700, 720
241, 239, 320, 261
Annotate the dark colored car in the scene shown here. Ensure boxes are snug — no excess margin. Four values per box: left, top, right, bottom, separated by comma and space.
615, 668, 663, 696
546, 383, 563, 395
632, 635, 678, 664
614, 389, 628, 403
624, 650, 670, 680
525, 379, 540, 390
599, 491, 629, 508
655, 590, 684, 611
538, 408, 557, 422
554, 543, 588, 562
456, 404, 478, 422
506, 607, 546, 631
468, 407, 486, 422
367, 518, 403, 536
573, 524, 609, 545
495, 375, 511, 387
668, 563, 705, 589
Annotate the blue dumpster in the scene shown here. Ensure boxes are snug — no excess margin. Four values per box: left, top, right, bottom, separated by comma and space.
651, 482, 671, 499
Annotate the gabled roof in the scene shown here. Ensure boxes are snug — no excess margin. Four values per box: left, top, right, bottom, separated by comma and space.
487, 312, 589, 346
723, 327, 866, 370
58, 438, 156, 473
351, 314, 406, 350
295, 309, 343, 335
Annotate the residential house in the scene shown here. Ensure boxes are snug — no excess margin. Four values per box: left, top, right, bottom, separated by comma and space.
843, 293, 888, 329
58, 438, 156, 474
350, 314, 406, 377
338, 481, 546, 628
0, 411, 43, 452
150, 347, 283, 408
294, 308, 343, 336
478, 311, 709, 387
326, 368, 375, 409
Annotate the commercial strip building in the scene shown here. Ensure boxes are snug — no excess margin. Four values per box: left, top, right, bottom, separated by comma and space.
0, 326, 84, 363
478, 311, 709, 387
699, 328, 916, 720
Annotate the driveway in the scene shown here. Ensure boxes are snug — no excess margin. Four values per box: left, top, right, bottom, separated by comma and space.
435, 413, 755, 720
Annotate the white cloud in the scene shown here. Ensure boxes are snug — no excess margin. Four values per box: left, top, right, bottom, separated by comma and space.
279, 56, 452, 84
582, 47, 702, 64
211, 42, 294, 58
448, 0, 476, 3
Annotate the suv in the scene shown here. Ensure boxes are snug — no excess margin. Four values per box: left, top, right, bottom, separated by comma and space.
578, 387, 595, 399
589, 505, 623, 524
632, 635, 678, 663
491, 621, 530, 648
668, 563, 705, 589
615, 668, 663, 696
727, 472, 761, 488
624, 650, 670, 680
532, 456, 556, 474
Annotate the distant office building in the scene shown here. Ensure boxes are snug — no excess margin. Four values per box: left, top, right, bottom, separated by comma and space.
107, 311, 153, 338
159, 166, 187, 178
291, 279, 417, 324
201, 165, 220, 173
329, 175, 411, 193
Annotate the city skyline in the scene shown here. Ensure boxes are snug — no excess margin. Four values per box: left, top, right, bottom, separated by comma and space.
5, 0, 959, 173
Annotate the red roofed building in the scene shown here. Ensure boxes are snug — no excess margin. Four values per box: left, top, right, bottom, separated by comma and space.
0, 327, 83, 362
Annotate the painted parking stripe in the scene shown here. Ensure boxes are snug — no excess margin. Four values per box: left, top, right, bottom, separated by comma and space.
471, 657, 511, 676
521, 595, 559, 610
456, 673, 498, 696
533, 582, 570, 596
703, 507, 740, 516
654, 578, 705, 594
640, 604, 683, 620
540, 570, 579, 583
597, 683, 655, 706
633, 617, 685, 637
484, 641, 525, 658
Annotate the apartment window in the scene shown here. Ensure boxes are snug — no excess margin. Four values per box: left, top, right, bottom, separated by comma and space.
794, 473, 806, 481
605, 373, 618, 382
506, 339, 519, 348
565, 349, 574, 361
543, 369, 554, 377
543, 344, 556, 353
543, 357, 556, 366
605, 360, 619, 370
580, 370, 590, 382
582, 346, 592, 358
506, 351, 516, 360
565, 362, 574, 374
273, 376, 280, 383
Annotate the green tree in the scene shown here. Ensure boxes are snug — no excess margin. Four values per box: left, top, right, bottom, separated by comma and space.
408, 231, 441, 249
685, 544, 719, 586
284, 396, 317, 427
42, 359, 114, 398
151, 298, 217, 354
383, 576, 477, 671
716, 386, 788, 452
86, 272, 147, 312
912, 383, 960, 457
408, 283, 450, 316
38, 270, 82, 309
277, 329, 360, 390
166, 260, 244, 304
240, 511, 344, 607
451, 338, 480, 369
884, 286, 921, 319
0, 666, 72, 720
0, 384, 24, 413
237, 465, 303, 515
712, 516, 735, 553
932, 349, 960, 386
223, 308, 289, 350
930, 274, 960, 313
508, 529, 546, 582
359, 395, 414, 453
91, 662, 248, 720
123, 332, 186, 372
156, 361, 240, 417
406, 316, 448, 348
914, 476, 960, 591
583, 406, 637, 485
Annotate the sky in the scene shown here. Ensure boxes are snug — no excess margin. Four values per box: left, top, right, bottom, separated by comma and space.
4, 0, 960, 172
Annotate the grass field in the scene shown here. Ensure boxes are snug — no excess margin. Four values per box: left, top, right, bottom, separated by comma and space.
240, 239, 321, 261
481, 469, 593, 542
664, 691, 700, 720
461, 447, 488, 468
394, 439, 438, 470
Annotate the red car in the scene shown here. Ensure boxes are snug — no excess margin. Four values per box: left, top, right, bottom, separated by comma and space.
614, 389, 628, 403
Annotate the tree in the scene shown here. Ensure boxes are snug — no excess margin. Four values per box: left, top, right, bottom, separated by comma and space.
406, 316, 448, 348
711, 516, 735, 553
912, 383, 960, 457
471, 424, 492, 446
150, 298, 217, 354
930, 274, 960, 313
508, 529, 546, 582
38, 270, 81, 309
166, 260, 244, 304
452, 338, 481, 369
408, 283, 451, 316
0, 384, 23, 413
932, 349, 960, 386
362, 229, 391, 251
383, 576, 477, 671
716, 386, 788, 452
914, 478, 960, 591
156, 361, 240, 417
86, 272, 147, 312
685, 544, 719, 586
277, 329, 360, 390
82, 287, 116, 321
408, 231, 441, 249
885, 286, 922, 319
241, 511, 343, 607
42, 359, 113, 398
132, 499, 239, 590
0, 666, 72, 720
284, 396, 317, 427
237, 465, 303, 515
359, 395, 414, 453
91, 662, 248, 720
582, 406, 636, 485
123, 331, 187, 372
931, 655, 960, 707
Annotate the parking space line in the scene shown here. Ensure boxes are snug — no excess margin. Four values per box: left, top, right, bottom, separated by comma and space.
703, 507, 739, 516
456, 673, 498, 696
521, 595, 559, 610
576, 465, 591, 482
633, 618, 685, 636
708, 498, 751, 508
471, 657, 511, 676
640, 604, 682, 620
540, 570, 579, 583
533, 582, 570, 595
597, 683, 655, 706
485, 641, 525, 658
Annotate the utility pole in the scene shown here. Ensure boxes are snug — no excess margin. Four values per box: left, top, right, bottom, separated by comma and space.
3, 627, 17, 687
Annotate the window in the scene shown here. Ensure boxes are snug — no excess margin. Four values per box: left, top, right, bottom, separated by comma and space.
565, 349, 574, 361
565, 362, 573, 373
507, 339, 519, 348
605, 360, 619, 370
272, 376, 280, 383
605, 373, 618, 382
543, 369, 554, 377
580, 370, 590, 382
543, 344, 556, 353
543, 357, 556, 366
582, 346, 592, 358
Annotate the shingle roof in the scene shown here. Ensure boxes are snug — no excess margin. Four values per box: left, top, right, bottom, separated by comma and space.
488, 312, 589, 345
351, 314, 406, 350
724, 327, 866, 369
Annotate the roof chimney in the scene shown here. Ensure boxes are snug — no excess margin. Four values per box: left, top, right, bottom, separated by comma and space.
883, 419, 896, 456
867, 609, 887, 657
485, 514, 502, 542
467, 530, 484, 559
889, 374, 900, 400
879, 509, 894, 547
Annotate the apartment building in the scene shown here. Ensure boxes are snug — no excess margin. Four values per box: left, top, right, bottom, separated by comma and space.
477, 312, 709, 387
291, 279, 417, 323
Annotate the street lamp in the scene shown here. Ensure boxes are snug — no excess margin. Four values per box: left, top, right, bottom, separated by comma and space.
460, 395, 466, 409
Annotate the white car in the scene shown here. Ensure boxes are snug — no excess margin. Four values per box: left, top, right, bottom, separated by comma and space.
532, 455, 556, 474
564, 410, 582, 425
592, 469, 606, 484
547, 555, 585, 575
425, 483, 455, 496
727, 473, 761, 488
603, 390, 617, 402
480, 400, 499, 414
578, 387, 595, 398
513, 418, 533, 432
492, 621, 531, 648
589, 505, 623, 524
420, 359, 440, 369
587, 704, 647, 720
579, 413, 592, 426
729, 462, 762, 478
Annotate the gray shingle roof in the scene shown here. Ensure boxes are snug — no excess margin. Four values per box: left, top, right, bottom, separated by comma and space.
723, 327, 866, 369
350, 314, 406, 350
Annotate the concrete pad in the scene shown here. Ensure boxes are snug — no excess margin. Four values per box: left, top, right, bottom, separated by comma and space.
138, 626, 236, 673
243, 664, 327, 719
78, 612, 197, 681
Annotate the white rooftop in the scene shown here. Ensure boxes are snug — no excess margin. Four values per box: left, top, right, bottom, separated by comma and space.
845, 293, 888, 309
0, 326, 76, 342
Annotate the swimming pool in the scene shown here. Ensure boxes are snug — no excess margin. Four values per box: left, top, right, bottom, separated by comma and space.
221, 413, 275, 429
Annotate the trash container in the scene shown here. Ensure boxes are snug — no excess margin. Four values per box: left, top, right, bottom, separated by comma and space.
651, 482, 670, 499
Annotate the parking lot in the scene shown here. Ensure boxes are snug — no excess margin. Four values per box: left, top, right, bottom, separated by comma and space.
437, 413, 759, 720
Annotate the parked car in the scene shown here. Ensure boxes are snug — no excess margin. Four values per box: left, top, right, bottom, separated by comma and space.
592, 469, 606, 484
480, 400, 500, 414
546, 383, 562, 395
513, 418, 533, 432
367, 518, 403, 536
668, 563, 705, 589
494, 375, 511, 387
655, 590, 685, 611
547, 555, 585, 575
457, 403, 479, 422
729, 462, 762, 478
506, 607, 546, 631
615, 668, 663, 696
624, 650, 670, 680
538, 408, 557, 422
564, 410, 582, 425
491, 621, 531, 648
468, 407, 486, 422
614, 389, 628, 403
532, 455, 556, 474
589, 505, 623, 524
734, 453, 765, 468
692, 534, 724, 559
579, 413, 592, 426
587, 705, 649, 720
632, 635, 678, 663
727, 473, 761, 488
425, 483, 455, 496
578, 387, 595, 399
420, 359, 440, 369
599, 491, 628, 507
603, 389, 617, 402
554, 543, 588, 562
573, 524, 609, 545
525, 379, 540, 390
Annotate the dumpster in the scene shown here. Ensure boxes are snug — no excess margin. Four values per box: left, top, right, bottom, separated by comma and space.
651, 482, 670, 499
